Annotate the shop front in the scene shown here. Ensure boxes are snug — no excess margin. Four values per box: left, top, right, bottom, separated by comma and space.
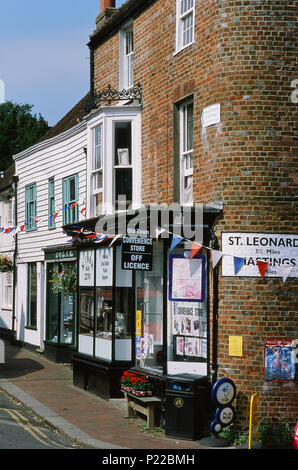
66, 206, 221, 433
43, 246, 77, 363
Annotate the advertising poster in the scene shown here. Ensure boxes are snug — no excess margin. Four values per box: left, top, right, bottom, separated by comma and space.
169, 254, 205, 302
264, 339, 295, 381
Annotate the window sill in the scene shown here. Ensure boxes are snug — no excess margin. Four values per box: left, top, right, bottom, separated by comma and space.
173, 40, 195, 57
25, 326, 37, 331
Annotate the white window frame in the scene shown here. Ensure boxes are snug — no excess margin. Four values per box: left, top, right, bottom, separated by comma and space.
87, 106, 142, 218
179, 99, 194, 206
119, 23, 134, 90
3, 272, 13, 308
175, 0, 195, 54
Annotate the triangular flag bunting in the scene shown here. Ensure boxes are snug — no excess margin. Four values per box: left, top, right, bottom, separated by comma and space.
256, 260, 269, 280
189, 258, 201, 277
211, 249, 223, 268
81, 206, 86, 214
155, 227, 166, 240
190, 243, 202, 259
279, 266, 292, 283
233, 256, 245, 275
67, 233, 79, 243
109, 234, 121, 247
170, 234, 183, 252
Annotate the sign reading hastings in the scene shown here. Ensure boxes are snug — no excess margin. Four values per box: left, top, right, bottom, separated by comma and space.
121, 236, 153, 271
222, 233, 298, 278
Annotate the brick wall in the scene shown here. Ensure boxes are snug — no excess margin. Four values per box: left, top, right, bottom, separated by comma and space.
91, 0, 297, 426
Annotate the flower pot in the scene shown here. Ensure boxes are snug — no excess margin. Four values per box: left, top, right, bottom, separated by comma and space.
146, 391, 153, 397
140, 391, 146, 397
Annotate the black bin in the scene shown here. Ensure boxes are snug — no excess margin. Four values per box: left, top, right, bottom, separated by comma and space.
164, 374, 210, 440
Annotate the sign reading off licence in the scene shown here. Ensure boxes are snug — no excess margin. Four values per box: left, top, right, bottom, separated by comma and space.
121, 236, 153, 271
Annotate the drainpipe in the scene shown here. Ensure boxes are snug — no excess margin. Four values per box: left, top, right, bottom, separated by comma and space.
11, 175, 18, 344
210, 227, 219, 385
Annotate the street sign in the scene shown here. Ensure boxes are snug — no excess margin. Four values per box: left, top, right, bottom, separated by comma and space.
248, 393, 259, 449
121, 236, 153, 271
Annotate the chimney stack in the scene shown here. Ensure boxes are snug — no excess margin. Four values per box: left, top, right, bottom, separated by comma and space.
100, 0, 115, 12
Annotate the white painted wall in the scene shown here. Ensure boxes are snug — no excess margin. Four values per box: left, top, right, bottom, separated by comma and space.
13, 122, 87, 348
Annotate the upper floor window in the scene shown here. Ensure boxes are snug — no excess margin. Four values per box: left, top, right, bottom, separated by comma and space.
180, 99, 193, 205
62, 174, 79, 225
25, 183, 37, 231
119, 24, 134, 90
88, 107, 141, 217
48, 177, 55, 229
91, 124, 103, 217
176, 0, 195, 52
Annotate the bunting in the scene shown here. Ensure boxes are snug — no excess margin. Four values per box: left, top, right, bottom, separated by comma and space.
190, 242, 202, 259
0, 202, 295, 282
170, 235, 183, 252
256, 260, 269, 280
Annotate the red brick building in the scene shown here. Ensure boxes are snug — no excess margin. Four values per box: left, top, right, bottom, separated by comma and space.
69, 0, 297, 435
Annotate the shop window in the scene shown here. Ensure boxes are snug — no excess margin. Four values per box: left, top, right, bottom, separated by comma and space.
62, 174, 79, 224
27, 263, 37, 329
176, 0, 195, 53
167, 246, 208, 376
78, 288, 94, 356
135, 243, 164, 372
95, 287, 113, 360
25, 183, 37, 231
46, 262, 76, 345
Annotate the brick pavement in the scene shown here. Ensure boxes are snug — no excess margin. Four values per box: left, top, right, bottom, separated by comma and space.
0, 340, 219, 449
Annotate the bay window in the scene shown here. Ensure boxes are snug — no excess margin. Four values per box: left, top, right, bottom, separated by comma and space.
88, 107, 141, 217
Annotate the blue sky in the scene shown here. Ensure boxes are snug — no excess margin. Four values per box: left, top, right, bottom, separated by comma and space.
0, 0, 125, 126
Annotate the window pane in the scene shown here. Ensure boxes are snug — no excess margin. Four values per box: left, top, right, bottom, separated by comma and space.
182, 13, 193, 46
94, 125, 102, 170
115, 168, 132, 210
69, 178, 76, 202
28, 263, 37, 327
115, 121, 132, 165
135, 243, 163, 372
95, 287, 113, 339
61, 291, 76, 344
47, 263, 59, 341
79, 289, 94, 336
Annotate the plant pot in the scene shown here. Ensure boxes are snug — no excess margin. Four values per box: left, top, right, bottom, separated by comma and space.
146, 391, 153, 397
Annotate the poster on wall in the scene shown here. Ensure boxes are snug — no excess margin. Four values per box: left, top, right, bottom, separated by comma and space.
222, 232, 298, 278
264, 339, 295, 381
79, 250, 94, 286
169, 254, 205, 302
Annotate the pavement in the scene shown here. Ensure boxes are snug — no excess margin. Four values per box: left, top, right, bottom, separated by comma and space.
0, 339, 231, 450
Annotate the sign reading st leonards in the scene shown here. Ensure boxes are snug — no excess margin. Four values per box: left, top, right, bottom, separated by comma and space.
222, 232, 298, 278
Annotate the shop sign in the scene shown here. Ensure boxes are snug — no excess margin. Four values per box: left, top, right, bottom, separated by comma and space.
79, 250, 94, 286
121, 236, 153, 271
201, 103, 221, 128
96, 248, 113, 287
222, 232, 298, 277
45, 249, 77, 261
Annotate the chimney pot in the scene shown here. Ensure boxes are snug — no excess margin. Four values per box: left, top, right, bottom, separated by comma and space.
100, 0, 115, 12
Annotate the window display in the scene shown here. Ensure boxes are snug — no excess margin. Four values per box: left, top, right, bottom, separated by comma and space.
135, 243, 163, 371
46, 261, 76, 345
167, 248, 208, 376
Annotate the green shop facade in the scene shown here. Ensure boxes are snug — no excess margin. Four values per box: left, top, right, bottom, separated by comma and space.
43, 246, 78, 363
62, 206, 221, 420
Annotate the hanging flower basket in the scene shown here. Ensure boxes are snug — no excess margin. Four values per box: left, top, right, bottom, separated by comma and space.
0, 255, 13, 272
50, 264, 77, 293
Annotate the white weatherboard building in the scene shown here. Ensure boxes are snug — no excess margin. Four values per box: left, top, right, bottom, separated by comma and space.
13, 98, 88, 359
